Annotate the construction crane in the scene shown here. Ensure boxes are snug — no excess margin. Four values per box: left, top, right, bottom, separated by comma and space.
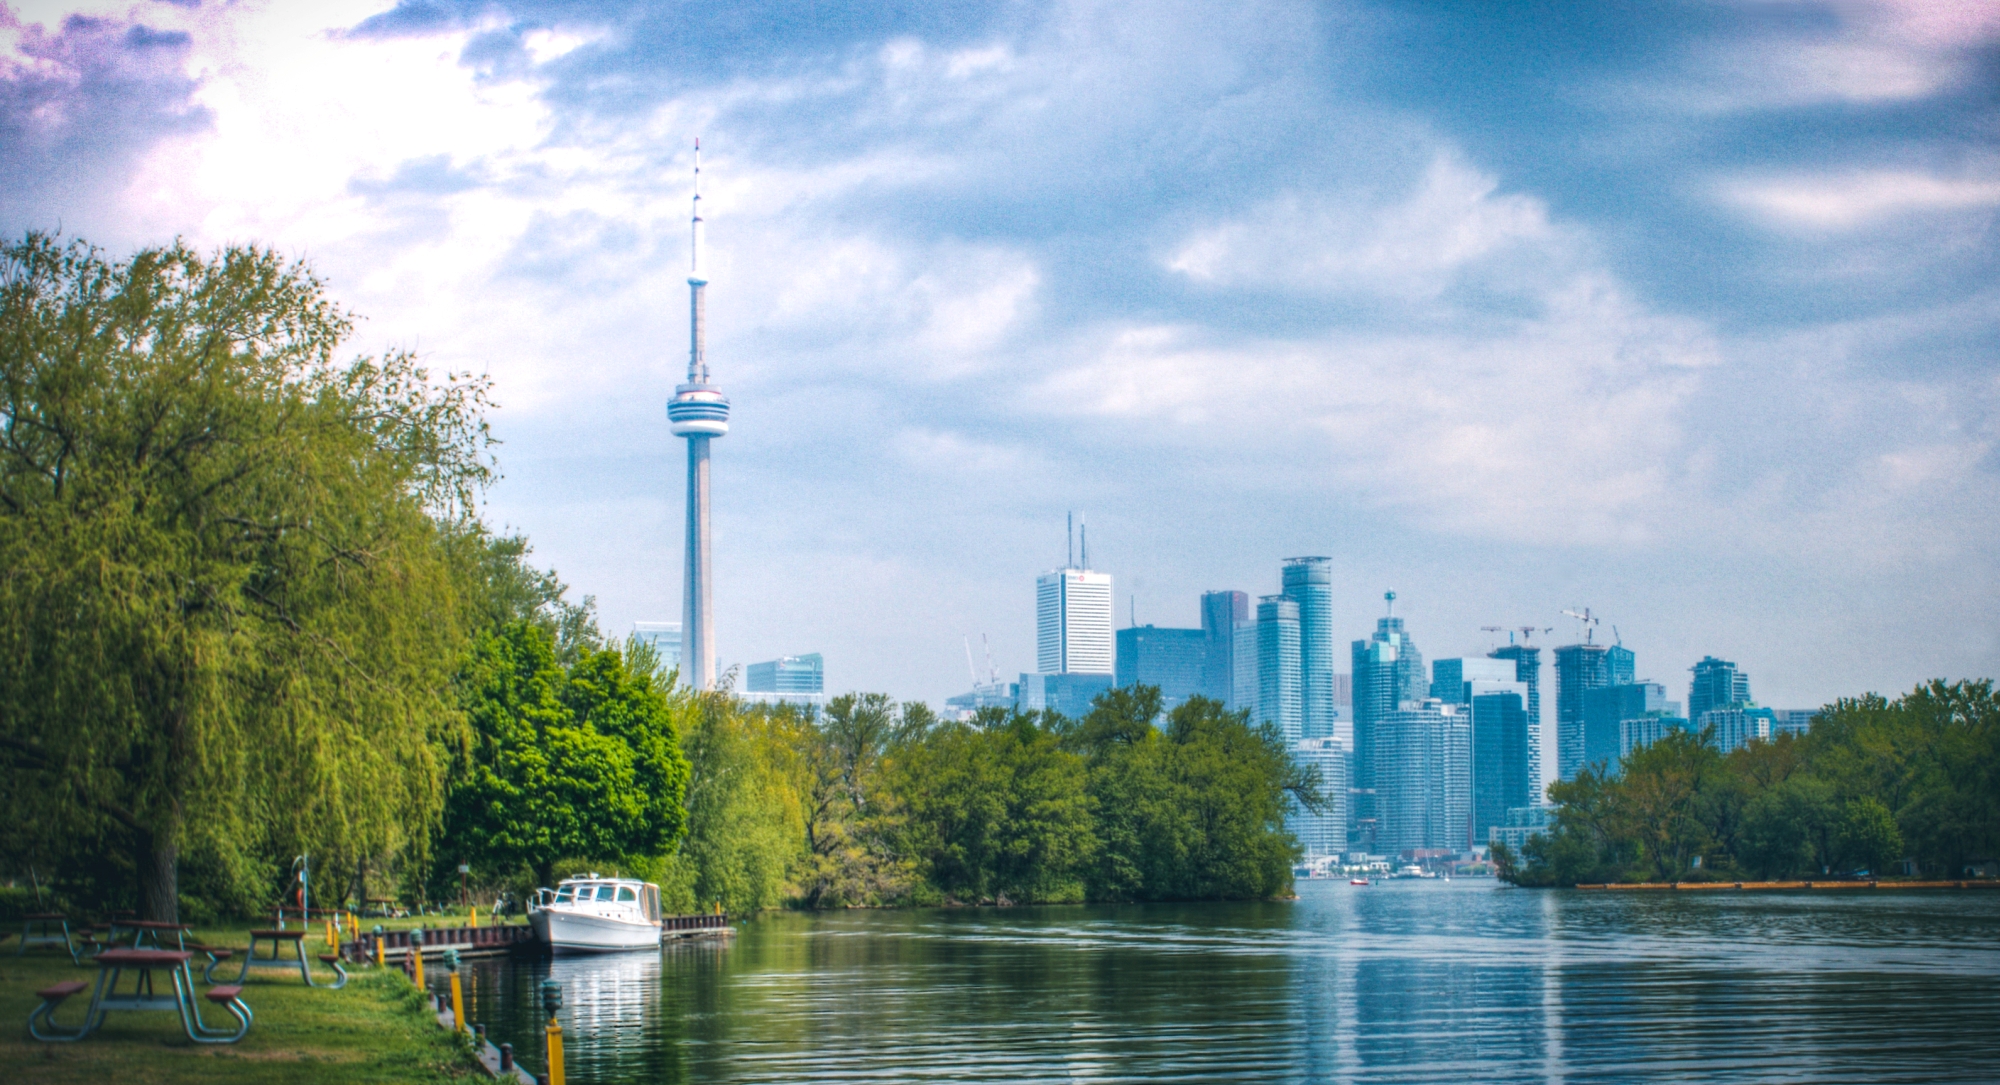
1484, 624, 1552, 646
1519, 626, 1551, 642
981, 634, 1001, 687
1561, 608, 1600, 644
963, 636, 980, 688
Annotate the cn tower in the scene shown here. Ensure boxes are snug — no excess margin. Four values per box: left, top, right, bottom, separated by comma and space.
667, 139, 729, 690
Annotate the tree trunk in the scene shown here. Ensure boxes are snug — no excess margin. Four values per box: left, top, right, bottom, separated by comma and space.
140, 831, 179, 923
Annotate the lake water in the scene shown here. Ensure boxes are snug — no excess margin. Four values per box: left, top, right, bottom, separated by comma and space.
455, 879, 2000, 1083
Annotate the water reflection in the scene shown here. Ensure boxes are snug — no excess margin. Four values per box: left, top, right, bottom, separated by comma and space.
458, 883, 2000, 1083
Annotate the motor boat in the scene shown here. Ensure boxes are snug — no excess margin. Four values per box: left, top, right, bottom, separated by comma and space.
1350, 878, 1370, 886
529, 874, 664, 953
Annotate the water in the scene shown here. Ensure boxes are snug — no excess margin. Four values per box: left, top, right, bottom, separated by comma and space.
454, 879, 2000, 1083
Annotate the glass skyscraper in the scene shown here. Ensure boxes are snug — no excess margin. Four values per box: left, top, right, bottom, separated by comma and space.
1351, 611, 1425, 845
1688, 656, 1752, 722
1553, 643, 1612, 783
1037, 568, 1114, 676
1581, 680, 1665, 774
1373, 700, 1470, 856
1281, 557, 1336, 740
745, 653, 825, 696
1469, 685, 1530, 847
1200, 590, 1249, 707
1115, 625, 1207, 713
1256, 595, 1302, 742
1289, 737, 1349, 857
1488, 644, 1542, 802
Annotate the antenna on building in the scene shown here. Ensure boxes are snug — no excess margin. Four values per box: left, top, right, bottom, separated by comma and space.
1130, 594, 1136, 628
1384, 590, 1396, 617
1067, 511, 1074, 570
1080, 513, 1089, 570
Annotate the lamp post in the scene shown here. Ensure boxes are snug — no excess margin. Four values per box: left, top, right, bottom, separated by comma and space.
540, 978, 565, 1085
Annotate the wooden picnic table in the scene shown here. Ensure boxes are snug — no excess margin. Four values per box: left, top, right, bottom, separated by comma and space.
27, 948, 250, 1044
108, 918, 191, 950
211, 929, 346, 988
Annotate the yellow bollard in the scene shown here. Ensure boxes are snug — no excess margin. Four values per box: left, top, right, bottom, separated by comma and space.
469, 905, 479, 930
445, 949, 465, 1032
411, 942, 425, 990
325, 917, 337, 950
374, 926, 386, 969
540, 978, 565, 1085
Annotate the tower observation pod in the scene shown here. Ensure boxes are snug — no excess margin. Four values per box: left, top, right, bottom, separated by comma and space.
668, 139, 729, 690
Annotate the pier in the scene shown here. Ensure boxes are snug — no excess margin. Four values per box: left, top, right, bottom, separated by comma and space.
348, 913, 734, 962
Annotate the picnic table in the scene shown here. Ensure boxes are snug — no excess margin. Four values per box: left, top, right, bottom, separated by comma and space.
108, 918, 191, 950
211, 929, 346, 988
27, 948, 250, 1044
15, 913, 78, 962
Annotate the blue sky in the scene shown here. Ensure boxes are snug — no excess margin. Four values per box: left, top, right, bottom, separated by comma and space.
4, 0, 1995, 725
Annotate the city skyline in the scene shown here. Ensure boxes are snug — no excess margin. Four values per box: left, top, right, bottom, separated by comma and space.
3, 1, 1991, 712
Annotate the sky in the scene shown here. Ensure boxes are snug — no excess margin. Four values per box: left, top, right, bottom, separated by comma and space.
3, 1, 1996, 743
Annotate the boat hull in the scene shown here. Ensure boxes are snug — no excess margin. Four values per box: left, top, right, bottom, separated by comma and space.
531, 908, 662, 954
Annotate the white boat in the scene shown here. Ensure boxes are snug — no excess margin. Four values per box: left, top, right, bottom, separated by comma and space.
529, 874, 663, 953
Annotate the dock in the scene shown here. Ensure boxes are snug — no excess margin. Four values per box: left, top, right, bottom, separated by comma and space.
349, 912, 733, 962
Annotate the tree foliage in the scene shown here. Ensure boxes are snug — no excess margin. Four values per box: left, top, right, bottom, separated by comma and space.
0, 234, 492, 921
1499, 680, 1997, 886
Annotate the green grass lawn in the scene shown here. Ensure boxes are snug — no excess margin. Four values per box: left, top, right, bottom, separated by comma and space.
1, 928, 486, 1084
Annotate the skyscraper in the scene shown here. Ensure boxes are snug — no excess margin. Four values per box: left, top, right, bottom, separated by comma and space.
745, 653, 824, 695
666, 141, 730, 691
1289, 737, 1349, 857
1469, 685, 1530, 845
1351, 593, 1425, 845
1688, 656, 1752, 722
1488, 643, 1542, 802
1200, 590, 1249, 707
1037, 568, 1114, 675
1581, 681, 1666, 773
1282, 557, 1335, 740
1553, 643, 1611, 783
631, 622, 683, 672
1430, 657, 1519, 704
1256, 595, 1302, 742
1373, 699, 1471, 856
1232, 619, 1259, 718
1116, 625, 1206, 712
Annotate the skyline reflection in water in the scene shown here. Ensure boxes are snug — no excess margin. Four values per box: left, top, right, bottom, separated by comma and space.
459, 880, 2000, 1083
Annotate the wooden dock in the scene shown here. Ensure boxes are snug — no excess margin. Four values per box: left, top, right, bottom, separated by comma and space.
1577, 880, 1999, 891
349, 913, 734, 962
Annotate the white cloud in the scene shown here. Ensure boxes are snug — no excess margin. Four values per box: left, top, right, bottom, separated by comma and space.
1164, 154, 1558, 299
1720, 170, 2000, 229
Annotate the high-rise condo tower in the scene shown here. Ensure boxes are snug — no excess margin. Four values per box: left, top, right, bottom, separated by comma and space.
667, 140, 730, 690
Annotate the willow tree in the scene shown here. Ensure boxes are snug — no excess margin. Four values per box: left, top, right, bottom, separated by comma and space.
0, 234, 492, 920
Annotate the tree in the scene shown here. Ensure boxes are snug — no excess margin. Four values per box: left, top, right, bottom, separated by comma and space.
0, 235, 491, 921
441, 621, 689, 889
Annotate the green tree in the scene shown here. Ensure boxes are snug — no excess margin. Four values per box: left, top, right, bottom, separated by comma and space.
666, 696, 806, 914
441, 621, 689, 888
0, 235, 490, 921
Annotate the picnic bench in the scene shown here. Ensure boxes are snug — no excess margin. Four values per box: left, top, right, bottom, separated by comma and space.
108, 918, 191, 951
15, 913, 79, 963
28, 948, 250, 1044
210, 929, 346, 988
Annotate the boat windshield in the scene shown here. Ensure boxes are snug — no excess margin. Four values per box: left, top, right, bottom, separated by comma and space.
595, 885, 617, 902
554, 886, 576, 904
617, 886, 637, 902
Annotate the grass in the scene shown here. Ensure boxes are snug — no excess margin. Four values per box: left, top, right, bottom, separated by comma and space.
1, 925, 486, 1084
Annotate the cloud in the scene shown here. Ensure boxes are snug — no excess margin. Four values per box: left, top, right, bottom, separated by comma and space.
1720, 170, 2000, 229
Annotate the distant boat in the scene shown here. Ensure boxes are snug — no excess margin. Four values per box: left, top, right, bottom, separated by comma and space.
1350, 878, 1370, 886
529, 874, 663, 953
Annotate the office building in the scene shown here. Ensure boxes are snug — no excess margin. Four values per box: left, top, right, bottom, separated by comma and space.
1607, 644, 1635, 686
1289, 737, 1349, 857
1689, 656, 1752, 722
1621, 714, 1693, 759
1431, 657, 1520, 704
1019, 672, 1114, 720
1581, 681, 1667, 774
631, 622, 683, 673
1282, 557, 1337, 740
1773, 709, 1820, 737
944, 681, 1021, 721
1232, 620, 1259, 719
1257, 595, 1303, 742
1488, 644, 1543, 802
1201, 591, 1249, 707
1351, 600, 1426, 841
1116, 625, 1207, 713
1490, 804, 1553, 856
745, 653, 824, 695
1373, 699, 1471, 856
1553, 643, 1612, 783
1468, 683, 1531, 845
1037, 568, 1114, 676
1701, 705, 1776, 753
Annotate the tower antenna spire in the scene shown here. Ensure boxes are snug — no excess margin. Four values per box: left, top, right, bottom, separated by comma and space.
667, 136, 731, 691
